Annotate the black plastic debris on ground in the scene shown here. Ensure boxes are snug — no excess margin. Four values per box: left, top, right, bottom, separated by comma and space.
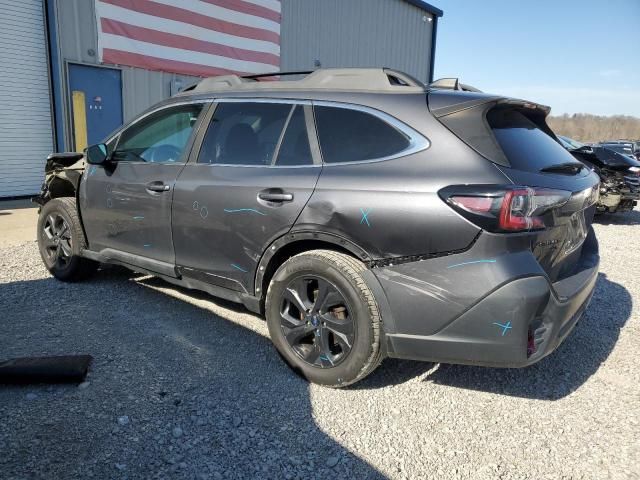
0, 355, 92, 384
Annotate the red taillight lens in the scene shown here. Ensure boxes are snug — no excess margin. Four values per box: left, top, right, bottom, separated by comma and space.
446, 186, 571, 233
498, 188, 547, 231
449, 196, 494, 213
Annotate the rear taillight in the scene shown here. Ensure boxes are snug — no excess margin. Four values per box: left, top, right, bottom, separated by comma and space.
443, 185, 571, 233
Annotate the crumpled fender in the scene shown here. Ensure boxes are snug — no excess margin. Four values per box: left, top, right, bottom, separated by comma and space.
32, 154, 86, 206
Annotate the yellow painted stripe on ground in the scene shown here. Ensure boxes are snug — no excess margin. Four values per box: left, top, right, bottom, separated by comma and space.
72, 90, 88, 153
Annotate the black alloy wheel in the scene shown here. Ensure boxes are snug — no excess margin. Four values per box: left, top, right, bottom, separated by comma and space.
279, 275, 356, 368
41, 212, 73, 267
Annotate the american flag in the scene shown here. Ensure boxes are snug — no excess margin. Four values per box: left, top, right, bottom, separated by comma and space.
95, 0, 280, 77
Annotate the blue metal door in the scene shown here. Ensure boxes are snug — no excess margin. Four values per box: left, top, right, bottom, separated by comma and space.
68, 64, 122, 149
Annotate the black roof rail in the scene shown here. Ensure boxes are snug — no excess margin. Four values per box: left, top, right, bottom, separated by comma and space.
428, 77, 482, 93
180, 82, 199, 92
242, 70, 314, 80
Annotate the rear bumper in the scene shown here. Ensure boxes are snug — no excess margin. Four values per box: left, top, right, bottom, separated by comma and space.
368, 228, 599, 367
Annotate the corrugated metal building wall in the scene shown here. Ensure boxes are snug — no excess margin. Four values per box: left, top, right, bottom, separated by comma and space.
52, 0, 201, 151
51, 0, 440, 153
0, 0, 441, 196
0, 0, 54, 197
281, 0, 435, 82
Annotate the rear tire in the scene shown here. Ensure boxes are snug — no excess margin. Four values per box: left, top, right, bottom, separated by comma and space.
265, 250, 383, 387
37, 197, 98, 282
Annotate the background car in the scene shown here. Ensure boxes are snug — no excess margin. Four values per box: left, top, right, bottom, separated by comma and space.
597, 140, 640, 162
558, 135, 640, 213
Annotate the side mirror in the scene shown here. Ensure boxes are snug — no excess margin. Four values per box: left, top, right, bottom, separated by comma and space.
85, 143, 109, 165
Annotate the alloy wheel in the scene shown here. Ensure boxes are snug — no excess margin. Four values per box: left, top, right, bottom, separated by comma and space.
279, 275, 355, 368
42, 213, 72, 266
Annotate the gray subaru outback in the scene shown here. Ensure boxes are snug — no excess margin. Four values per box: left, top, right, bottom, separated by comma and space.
35, 68, 600, 387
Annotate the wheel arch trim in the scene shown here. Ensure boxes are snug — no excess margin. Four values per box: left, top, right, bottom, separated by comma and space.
254, 230, 372, 296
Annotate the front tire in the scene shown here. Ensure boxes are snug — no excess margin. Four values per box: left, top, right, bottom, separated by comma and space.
37, 197, 98, 282
265, 250, 383, 387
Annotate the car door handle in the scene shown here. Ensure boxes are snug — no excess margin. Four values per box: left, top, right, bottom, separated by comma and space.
146, 182, 171, 193
258, 191, 294, 202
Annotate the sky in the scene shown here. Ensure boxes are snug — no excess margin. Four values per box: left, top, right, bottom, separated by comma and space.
433, 0, 640, 117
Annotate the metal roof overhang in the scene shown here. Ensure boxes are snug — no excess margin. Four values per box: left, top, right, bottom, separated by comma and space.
403, 0, 443, 17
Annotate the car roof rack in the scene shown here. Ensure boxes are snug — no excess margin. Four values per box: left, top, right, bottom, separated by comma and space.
428, 78, 482, 93
180, 68, 427, 95
243, 70, 314, 80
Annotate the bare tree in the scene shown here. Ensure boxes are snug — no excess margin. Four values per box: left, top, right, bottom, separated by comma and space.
547, 114, 640, 143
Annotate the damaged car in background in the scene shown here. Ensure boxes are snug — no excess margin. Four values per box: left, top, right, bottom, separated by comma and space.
558, 135, 640, 214
33, 69, 601, 387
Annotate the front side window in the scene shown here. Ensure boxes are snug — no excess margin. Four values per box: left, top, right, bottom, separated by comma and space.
314, 106, 410, 163
198, 102, 292, 165
113, 104, 204, 163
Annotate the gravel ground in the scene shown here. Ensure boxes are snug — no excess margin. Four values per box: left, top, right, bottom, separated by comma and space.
1, 210, 639, 480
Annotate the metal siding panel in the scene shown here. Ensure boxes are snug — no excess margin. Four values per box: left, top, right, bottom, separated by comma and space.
121, 67, 201, 122
53, 1, 201, 143
56, 0, 99, 63
0, 0, 54, 197
281, 0, 433, 82
52, 0, 435, 154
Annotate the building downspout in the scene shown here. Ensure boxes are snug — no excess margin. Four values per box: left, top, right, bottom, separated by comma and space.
44, 0, 65, 152
429, 14, 439, 83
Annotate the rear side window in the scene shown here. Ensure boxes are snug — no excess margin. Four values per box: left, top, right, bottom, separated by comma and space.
315, 106, 410, 163
198, 102, 291, 165
487, 109, 578, 172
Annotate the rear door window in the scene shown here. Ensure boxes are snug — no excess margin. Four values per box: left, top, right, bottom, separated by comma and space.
198, 102, 292, 165
314, 106, 410, 163
487, 109, 580, 172
273, 106, 313, 166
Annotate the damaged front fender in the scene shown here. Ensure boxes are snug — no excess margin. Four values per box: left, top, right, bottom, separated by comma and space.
32, 152, 86, 206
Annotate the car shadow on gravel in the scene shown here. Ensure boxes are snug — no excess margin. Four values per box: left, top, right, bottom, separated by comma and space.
593, 209, 640, 225
0, 267, 386, 479
421, 273, 632, 400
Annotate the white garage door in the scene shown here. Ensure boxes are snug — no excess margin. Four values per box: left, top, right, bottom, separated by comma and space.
0, 0, 54, 197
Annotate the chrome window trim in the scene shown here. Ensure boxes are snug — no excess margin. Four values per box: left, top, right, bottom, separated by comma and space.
212, 97, 312, 106
115, 97, 430, 168
312, 100, 431, 166
198, 163, 322, 169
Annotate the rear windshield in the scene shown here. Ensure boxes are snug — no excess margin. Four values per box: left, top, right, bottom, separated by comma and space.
487, 109, 579, 172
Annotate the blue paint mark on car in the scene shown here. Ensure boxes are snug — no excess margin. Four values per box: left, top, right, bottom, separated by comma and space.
231, 263, 248, 273
360, 208, 372, 227
492, 321, 512, 336
447, 259, 497, 269
224, 208, 266, 216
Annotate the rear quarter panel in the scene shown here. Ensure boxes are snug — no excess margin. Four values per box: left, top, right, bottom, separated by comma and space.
295, 94, 509, 259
